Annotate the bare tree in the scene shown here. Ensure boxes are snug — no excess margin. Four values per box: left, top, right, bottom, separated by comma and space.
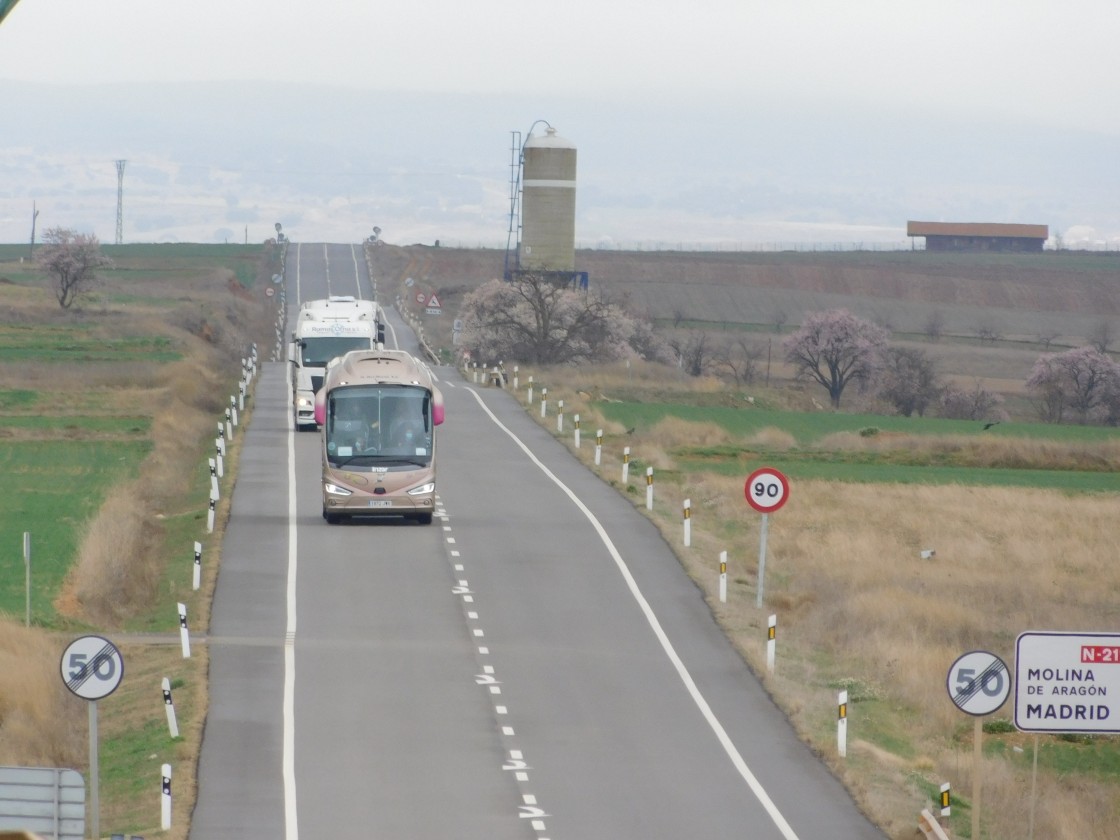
939, 381, 1006, 422
975, 317, 1004, 346
719, 336, 761, 386
771, 308, 788, 333
1035, 329, 1061, 352
35, 227, 113, 309
923, 310, 946, 342
668, 331, 713, 377
878, 347, 941, 417
1087, 320, 1115, 354
783, 309, 889, 408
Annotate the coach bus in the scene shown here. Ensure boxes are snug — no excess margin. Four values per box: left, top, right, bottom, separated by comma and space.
313, 349, 444, 525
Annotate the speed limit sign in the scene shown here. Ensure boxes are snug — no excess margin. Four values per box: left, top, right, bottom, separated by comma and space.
60, 635, 124, 701
745, 467, 790, 513
946, 650, 1010, 716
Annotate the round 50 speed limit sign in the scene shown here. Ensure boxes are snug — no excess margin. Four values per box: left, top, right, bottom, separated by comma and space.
745, 467, 790, 513
60, 635, 124, 701
946, 650, 1010, 716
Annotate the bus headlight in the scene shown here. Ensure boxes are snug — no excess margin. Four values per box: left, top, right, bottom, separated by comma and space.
407, 482, 435, 496
324, 483, 352, 496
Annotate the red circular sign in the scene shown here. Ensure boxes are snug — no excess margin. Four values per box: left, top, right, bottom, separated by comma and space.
745, 467, 790, 513
415, 291, 427, 304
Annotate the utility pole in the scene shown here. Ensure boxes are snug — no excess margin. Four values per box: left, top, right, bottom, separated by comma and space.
115, 159, 126, 245
29, 201, 39, 259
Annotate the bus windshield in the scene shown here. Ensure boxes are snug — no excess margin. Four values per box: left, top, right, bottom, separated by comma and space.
325, 385, 432, 466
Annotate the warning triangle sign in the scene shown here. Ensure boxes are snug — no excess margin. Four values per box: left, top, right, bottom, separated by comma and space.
426, 293, 442, 308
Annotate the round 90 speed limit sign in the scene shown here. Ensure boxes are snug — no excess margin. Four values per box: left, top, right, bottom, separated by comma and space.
745, 467, 790, 513
946, 650, 1010, 716
60, 635, 124, 701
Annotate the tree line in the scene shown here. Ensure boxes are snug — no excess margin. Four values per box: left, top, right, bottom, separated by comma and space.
457, 272, 1120, 426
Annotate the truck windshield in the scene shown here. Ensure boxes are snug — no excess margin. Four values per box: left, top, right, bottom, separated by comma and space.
300, 336, 372, 367
325, 385, 432, 466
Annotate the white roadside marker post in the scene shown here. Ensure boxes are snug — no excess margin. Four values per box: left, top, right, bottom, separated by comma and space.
540, 388, 548, 419
527, 376, 534, 405
718, 550, 727, 603
192, 541, 202, 591
767, 614, 777, 673
622, 446, 630, 484
682, 498, 691, 547
177, 602, 191, 658
645, 467, 654, 511
574, 414, 581, 448
838, 690, 848, 758
595, 430, 603, 466
161, 763, 172, 830
162, 677, 179, 738
557, 400, 564, 433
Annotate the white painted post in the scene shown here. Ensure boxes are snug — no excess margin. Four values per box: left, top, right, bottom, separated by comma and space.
178, 602, 191, 658
239, 381, 246, 410
225, 417, 233, 440
217, 452, 224, 479
837, 690, 848, 758
540, 388, 548, 418
573, 414, 581, 448
161, 763, 172, 830
645, 467, 654, 511
682, 498, 691, 547
230, 395, 238, 426
23, 531, 30, 627
217, 421, 224, 441
595, 430, 603, 466
162, 677, 180, 738
557, 400, 564, 432
527, 376, 534, 405
939, 781, 951, 821
756, 512, 770, 608
719, 550, 727, 603
206, 490, 216, 533
767, 614, 777, 673
622, 446, 630, 484
192, 541, 202, 591
513, 366, 519, 390
210, 474, 219, 500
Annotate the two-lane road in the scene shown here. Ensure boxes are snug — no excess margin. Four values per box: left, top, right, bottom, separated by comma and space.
191, 243, 885, 839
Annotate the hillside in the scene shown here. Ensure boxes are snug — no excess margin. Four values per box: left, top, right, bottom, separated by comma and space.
369, 245, 1120, 409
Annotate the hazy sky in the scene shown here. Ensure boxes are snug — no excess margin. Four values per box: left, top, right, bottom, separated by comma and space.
2, 1, 1119, 247
3, 0, 1117, 131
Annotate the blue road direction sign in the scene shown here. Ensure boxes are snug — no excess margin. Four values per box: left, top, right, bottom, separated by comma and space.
946, 650, 1010, 716
1014, 631, 1120, 733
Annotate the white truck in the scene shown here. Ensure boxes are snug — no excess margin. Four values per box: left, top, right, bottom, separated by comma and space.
290, 296, 385, 429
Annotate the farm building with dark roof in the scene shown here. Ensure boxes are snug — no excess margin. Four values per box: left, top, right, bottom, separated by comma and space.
907, 221, 1049, 253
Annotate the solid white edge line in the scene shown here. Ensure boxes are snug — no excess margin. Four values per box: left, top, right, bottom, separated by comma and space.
464, 387, 800, 840
285, 301, 300, 838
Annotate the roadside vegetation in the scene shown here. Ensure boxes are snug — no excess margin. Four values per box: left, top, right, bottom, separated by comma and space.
0, 241, 280, 838
490, 359, 1120, 840
391, 245, 1120, 840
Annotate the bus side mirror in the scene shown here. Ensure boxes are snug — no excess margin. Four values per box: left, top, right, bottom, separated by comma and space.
432, 388, 445, 426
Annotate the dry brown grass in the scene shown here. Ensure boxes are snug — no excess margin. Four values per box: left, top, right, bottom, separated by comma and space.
522, 363, 1120, 840
0, 619, 86, 766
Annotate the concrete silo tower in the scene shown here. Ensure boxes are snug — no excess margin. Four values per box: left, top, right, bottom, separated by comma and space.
519, 126, 577, 273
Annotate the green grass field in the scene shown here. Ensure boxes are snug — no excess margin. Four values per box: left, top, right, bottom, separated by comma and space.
0, 440, 149, 623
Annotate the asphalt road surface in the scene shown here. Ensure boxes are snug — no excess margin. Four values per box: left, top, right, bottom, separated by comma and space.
190, 243, 886, 839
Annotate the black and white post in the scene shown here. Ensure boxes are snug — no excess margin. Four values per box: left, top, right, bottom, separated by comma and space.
193, 541, 202, 591
162, 677, 179, 738
177, 602, 190, 658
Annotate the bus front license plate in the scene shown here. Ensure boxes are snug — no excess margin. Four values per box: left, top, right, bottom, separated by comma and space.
368, 500, 392, 508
